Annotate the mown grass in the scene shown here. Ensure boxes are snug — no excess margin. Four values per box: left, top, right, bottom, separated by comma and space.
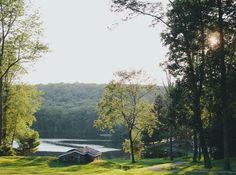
0, 156, 235, 175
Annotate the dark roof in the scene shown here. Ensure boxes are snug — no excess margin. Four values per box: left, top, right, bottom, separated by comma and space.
59, 146, 102, 158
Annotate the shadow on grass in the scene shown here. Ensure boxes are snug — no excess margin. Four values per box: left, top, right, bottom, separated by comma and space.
47, 159, 123, 172
137, 157, 174, 167
153, 159, 236, 175
47, 159, 78, 168
91, 160, 120, 168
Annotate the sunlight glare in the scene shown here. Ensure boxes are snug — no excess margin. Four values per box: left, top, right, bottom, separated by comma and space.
207, 32, 220, 48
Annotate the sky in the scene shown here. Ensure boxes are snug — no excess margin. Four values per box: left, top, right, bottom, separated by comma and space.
22, 0, 169, 85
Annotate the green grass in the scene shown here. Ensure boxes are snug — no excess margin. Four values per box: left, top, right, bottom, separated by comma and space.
0, 156, 235, 175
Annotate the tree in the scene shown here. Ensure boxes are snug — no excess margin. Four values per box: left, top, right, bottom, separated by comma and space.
0, 0, 48, 145
215, 0, 235, 170
94, 70, 157, 163
144, 93, 168, 157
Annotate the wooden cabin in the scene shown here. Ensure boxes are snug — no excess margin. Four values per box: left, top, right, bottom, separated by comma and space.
58, 146, 102, 164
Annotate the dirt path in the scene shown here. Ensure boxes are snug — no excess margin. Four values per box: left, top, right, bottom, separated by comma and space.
149, 161, 187, 171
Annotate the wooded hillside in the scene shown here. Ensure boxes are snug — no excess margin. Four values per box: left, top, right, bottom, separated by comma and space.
33, 83, 105, 139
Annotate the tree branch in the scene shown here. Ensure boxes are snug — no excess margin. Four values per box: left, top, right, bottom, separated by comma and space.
127, 6, 170, 28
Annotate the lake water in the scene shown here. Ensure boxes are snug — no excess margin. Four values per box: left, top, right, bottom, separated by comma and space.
38, 138, 120, 153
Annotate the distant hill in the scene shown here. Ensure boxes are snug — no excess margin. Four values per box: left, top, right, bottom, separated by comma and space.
33, 83, 164, 139
33, 83, 105, 139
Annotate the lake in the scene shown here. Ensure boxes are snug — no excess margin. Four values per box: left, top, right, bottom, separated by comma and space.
38, 138, 120, 153
14, 138, 127, 158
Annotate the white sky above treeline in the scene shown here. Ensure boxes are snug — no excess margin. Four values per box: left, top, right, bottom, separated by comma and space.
22, 0, 169, 85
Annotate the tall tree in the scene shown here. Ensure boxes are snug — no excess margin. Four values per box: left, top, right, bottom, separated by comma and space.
216, 0, 232, 170
162, 73, 175, 161
94, 70, 157, 163
161, 0, 214, 167
0, 0, 48, 145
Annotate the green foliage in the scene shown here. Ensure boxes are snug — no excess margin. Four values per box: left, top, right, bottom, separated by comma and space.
0, 145, 15, 156
0, 0, 48, 80
4, 84, 42, 146
95, 70, 158, 163
123, 138, 143, 160
17, 130, 40, 155
33, 83, 105, 139
95, 70, 157, 134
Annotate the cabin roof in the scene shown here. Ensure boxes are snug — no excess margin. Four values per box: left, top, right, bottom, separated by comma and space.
59, 146, 102, 158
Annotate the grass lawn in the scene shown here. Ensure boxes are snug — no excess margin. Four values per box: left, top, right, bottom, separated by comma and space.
0, 156, 235, 175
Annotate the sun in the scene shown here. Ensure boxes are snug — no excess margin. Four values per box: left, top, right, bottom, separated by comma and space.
207, 32, 220, 48
209, 36, 218, 46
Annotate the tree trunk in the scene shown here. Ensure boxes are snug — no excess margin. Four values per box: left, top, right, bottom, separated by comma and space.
11, 113, 18, 147
129, 130, 135, 163
3, 77, 10, 145
198, 127, 211, 168
152, 141, 156, 156
11, 127, 16, 147
217, 0, 231, 171
209, 146, 213, 160
196, 1, 211, 168
193, 130, 198, 162
198, 141, 202, 161
169, 125, 173, 161
0, 78, 3, 145
222, 118, 230, 170
194, 90, 212, 168
185, 141, 189, 157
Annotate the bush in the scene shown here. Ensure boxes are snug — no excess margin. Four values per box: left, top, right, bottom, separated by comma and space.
17, 131, 40, 155
0, 145, 15, 156
143, 145, 168, 158
143, 144, 186, 159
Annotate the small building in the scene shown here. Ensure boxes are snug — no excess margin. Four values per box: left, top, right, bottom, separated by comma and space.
59, 146, 102, 164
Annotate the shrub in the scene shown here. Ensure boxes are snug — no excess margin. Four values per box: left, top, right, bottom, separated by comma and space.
0, 145, 15, 156
17, 131, 40, 155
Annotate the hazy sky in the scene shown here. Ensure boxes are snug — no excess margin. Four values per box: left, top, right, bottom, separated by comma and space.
22, 0, 168, 85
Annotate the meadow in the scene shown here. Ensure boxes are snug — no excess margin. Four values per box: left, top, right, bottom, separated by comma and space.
0, 156, 235, 175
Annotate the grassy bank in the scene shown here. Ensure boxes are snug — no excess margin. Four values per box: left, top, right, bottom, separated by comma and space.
0, 156, 235, 175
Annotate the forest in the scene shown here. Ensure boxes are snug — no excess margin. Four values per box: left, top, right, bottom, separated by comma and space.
33, 83, 105, 139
